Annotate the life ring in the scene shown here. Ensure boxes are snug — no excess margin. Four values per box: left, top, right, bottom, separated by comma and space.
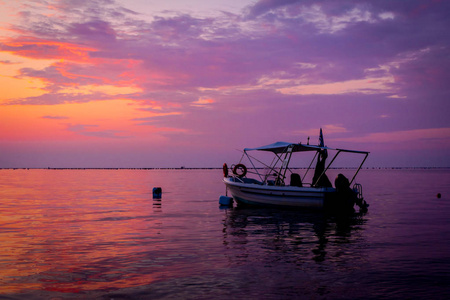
232, 163, 247, 177
223, 163, 228, 177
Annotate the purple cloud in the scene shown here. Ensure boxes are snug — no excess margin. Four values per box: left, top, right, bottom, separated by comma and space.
68, 20, 117, 44
243, 0, 301, 19
5, 0, 449, 104
66, 124, 130, 139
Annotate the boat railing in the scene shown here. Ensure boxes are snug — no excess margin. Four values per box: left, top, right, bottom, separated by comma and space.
238, 145, 369, 189
353, 183, 363, 200
232, 176, 245, 183
302, 151, 319, 183
313, 149, 369, 186
243, 150, 284, 184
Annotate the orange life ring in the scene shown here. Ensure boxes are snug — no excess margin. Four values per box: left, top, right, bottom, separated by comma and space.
223, 163, 228, 177
232, 163, 247, 177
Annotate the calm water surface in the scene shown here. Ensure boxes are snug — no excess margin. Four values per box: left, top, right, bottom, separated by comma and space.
0, 169, 449, 299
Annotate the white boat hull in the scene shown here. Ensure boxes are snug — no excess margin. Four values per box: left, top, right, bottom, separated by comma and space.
223, 177, 336, 208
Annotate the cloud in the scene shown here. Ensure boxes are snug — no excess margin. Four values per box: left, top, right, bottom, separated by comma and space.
243, 0, 398, 35
388, 46, 450, 97
335, 128, 450, 144
289, 5, 376, 34
244, 0, 299, 19
0, 60, 18, 65
292, 125, 348, 140
66, 123, 130, 139
0, 37, 96, 61
4, 0, 447, 104
277, 77, 393, 95
42, 115, 69, 120
6, 90, 117, 105
68, 20, 117, 44
191, 97, 215, 108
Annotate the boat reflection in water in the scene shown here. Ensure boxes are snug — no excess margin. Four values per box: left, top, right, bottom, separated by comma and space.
220, 206, 370, 298
222, 207, 368, 262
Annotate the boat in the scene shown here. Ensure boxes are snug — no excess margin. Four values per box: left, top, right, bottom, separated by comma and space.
222, 129, 369, 212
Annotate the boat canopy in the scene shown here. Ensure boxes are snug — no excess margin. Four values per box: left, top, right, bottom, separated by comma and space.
244, 141, 369, 155
244, 141, 331, 154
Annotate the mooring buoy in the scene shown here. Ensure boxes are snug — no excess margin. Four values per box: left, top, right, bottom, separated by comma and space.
153, 187, 162, 199
219, 195, 233, 206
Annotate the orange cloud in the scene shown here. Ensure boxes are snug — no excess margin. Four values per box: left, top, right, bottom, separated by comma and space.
0, 74, 46, 101
0, 100, 163, 141
0, 36, 96, 62
58, 84, 141, 96
191, 97, 215, 108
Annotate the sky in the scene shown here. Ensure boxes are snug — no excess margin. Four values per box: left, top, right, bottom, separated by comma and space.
0, 0, 449, 168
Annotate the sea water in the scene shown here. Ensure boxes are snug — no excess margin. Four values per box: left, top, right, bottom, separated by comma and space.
0, 169, 449, 299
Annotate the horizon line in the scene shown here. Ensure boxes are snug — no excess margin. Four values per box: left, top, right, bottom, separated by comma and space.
1, 167, 449, 170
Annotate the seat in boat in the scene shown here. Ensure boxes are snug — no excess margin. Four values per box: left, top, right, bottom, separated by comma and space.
290, 173, 302, 187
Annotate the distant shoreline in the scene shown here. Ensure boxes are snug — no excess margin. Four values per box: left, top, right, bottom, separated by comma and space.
1, 167, 449, 170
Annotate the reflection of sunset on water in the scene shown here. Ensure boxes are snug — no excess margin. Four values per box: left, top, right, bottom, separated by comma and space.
0, 169, 226, 293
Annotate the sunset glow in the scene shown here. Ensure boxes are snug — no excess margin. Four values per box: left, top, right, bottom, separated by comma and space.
1, 0, 449, 167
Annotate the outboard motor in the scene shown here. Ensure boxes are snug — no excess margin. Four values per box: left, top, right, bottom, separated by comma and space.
335, 174, 368, 212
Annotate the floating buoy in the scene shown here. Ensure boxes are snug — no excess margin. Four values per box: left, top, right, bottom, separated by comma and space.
153, 187, 162, 199
437, 193, 441, 198
219, 195, 233, 206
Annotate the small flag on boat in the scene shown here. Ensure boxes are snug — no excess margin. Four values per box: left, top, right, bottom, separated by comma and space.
318, 128, 327, 158
319, 128, 324, 147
